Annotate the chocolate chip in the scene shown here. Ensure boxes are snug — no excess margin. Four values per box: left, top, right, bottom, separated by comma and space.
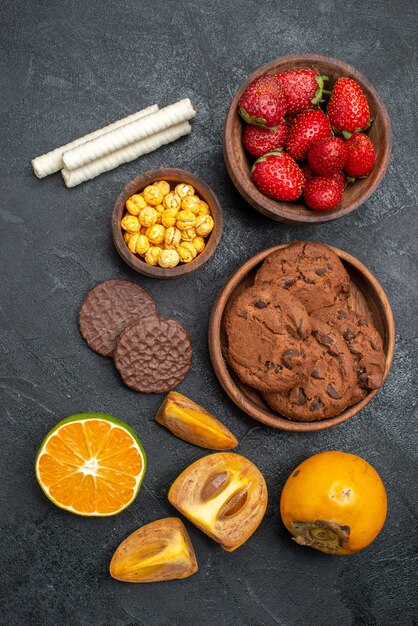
371, 341, 378, 350
327, 263, 333, 270
358, 318, 369, 326
343, 328, 356, 341
338, 309, 348, 319
327, 384, 342, 399
358, 374, 369, 387
348, 344, 362, 355
265, 360, 282, 373
297, 319, 308, 338
316, 332, 334, 346
311, 368, 323, 379
296, 388, 307, 405
282, 349, 300, 369
282, 278, 296, 289
314, 267, 325, 276
283, 349, 300, 357
310, 398, 322, 411
254, 300, 268, 308
303, 275, 316, 284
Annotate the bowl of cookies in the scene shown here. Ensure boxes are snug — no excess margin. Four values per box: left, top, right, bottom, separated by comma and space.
223, 54, 392, 224
112, 168, 223, 278
209, 241, 395, 431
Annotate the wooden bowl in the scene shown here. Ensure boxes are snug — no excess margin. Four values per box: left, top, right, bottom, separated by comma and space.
223, 54, 392, 224
208, 243, 395, 432
112, 168, 223, 278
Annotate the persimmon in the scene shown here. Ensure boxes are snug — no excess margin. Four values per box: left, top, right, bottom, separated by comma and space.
280, 451, 387, 555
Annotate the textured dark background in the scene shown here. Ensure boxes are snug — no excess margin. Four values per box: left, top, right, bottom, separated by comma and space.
1, 0, 417, 624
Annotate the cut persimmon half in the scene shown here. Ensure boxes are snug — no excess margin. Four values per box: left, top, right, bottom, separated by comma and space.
168, 452, 268, 551
35, 413, 146, 516
110, 518, 198, 583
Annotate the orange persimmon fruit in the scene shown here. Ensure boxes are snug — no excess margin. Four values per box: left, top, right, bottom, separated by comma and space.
280, 450, 387, 555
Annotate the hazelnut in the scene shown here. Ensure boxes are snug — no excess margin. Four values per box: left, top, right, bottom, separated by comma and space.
165, 226, 182, 248
143, 185, 164, 206
146, 224, 166, 245
180, 241, 197, 259
192, 236, 205, 253
177, 245, 194, 263
154, 203, 165, 224
176, 210, 196, 230
163, 192, 182, 211
127, 232, 140, 254
125, 193, 147, 215
158, 249, 180, 269
135, 234, 150, 256
162, 208, 179, 228
194, 200, 210, 216
181, 196, 200, 212
145, 246, 163, 266
180, 227, 197, 242
175, 183, 195, 199
154, 180, 171, 196
195, 214, 214, 237
121, 214, 140, 233
138, 206, 158, 227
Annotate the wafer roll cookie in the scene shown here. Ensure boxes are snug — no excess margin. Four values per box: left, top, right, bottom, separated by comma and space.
31, 104, 159, 178
63, 99, 196, 171
61, 121, 191, 188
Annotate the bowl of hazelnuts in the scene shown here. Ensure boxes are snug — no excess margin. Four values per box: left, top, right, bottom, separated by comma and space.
112, 168, 223, 278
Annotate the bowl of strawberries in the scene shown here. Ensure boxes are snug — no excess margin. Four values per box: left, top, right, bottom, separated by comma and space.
223, 54, 392, 223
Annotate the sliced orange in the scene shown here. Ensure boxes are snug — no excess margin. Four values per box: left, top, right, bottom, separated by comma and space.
35, 413, 146, 516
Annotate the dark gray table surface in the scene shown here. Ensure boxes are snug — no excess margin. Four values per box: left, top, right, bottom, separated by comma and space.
1, 0, 417, 625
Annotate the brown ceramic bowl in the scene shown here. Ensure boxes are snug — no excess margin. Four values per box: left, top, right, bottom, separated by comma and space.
112, 168, 223, 278
208, 242, 395, 432
223, 54, 392, 224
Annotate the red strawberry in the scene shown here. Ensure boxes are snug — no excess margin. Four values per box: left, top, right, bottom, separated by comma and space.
301, 164, 316, 183
344, 133, 376, 177
304, 177, 343, 211
308, 137, 348, 176
252, 150, 304, 201
242, 121, 288, 157
275, 68, 329, 113
327, 77, 370, 134
286, 110, 332, 161
239, 75, 287, 128
333, 170, 348, 191
302, 164, 347, 191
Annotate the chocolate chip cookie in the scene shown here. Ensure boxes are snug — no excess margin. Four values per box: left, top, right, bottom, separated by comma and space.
79, 279, 157, 356
255, 242, 350, 314
312, 306, 386, 404
225, 284, 314, 393
114, 317, 192, 393
263, 320, 356, 421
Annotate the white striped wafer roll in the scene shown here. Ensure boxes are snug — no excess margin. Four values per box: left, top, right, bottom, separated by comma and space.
62, 98, 196, 172
31, 104, 159, 178
61, 121, 192, 188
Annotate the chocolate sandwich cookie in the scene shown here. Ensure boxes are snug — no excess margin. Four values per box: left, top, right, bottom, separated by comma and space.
312, 306, 386, 404
263, 320, 356, 421
255, 241, 350, 314
225, 284, 314, 393
79, 280, 157, 357
114, 317, 192, 393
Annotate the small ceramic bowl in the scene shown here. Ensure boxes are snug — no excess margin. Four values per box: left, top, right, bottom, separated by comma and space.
208, 242, 395, 432
223, 54, 392, 224
112, 168, 223, 278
